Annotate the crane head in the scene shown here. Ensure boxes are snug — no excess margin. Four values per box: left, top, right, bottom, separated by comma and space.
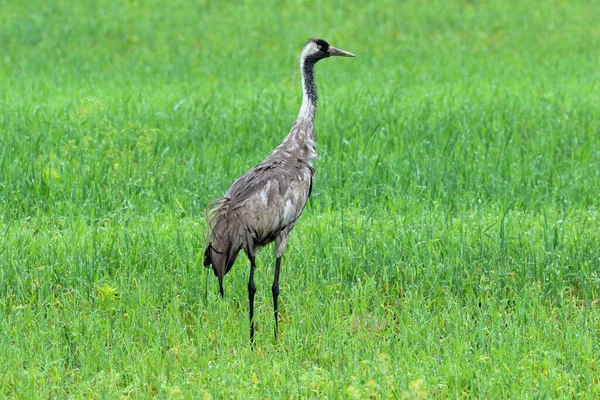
302, 38, 355, 62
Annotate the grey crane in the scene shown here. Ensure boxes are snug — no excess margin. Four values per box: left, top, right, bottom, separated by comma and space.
203, 38, 354, 343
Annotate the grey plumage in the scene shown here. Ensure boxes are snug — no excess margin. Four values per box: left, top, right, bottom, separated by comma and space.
203, 38, 354, 343
204, 119, 315, 290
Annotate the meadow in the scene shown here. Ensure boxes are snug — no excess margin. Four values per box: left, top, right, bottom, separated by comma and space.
1, 0, 599, 397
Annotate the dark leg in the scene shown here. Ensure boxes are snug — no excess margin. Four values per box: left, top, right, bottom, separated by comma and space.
272, 256, 282, 339
248, 255, 257, 346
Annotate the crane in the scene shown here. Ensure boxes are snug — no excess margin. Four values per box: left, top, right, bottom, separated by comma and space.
204, 38, 354, 343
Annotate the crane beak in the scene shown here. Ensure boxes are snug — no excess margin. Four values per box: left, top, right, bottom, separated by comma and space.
328, 46, 355, 57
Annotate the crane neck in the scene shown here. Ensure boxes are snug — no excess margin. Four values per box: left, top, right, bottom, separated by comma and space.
271, 55, 319, 162
298, 57, 317, 121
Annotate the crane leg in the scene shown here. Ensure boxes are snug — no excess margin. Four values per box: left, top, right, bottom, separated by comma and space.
272, 256, 282, 339
248, 255, 257, 346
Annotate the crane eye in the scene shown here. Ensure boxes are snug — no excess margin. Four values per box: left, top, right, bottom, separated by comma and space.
317, 44, 322, 49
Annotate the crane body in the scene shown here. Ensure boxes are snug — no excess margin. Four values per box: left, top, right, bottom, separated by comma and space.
204, 39, 354, 343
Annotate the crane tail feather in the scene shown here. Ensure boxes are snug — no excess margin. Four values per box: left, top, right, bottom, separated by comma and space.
218, 277, 224, 298
203, 198, 244, 294
203, 240, 241, 283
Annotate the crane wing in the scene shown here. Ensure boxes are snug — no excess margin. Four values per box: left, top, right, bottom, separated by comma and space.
213, 158, 314, 248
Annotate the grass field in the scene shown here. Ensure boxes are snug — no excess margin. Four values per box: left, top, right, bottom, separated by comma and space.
1, 0, 599, 397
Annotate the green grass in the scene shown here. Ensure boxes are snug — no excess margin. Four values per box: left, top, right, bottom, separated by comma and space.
1, 0, 599, 397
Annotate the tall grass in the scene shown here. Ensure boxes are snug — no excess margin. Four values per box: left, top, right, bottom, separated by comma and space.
1, 0, 599, 397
